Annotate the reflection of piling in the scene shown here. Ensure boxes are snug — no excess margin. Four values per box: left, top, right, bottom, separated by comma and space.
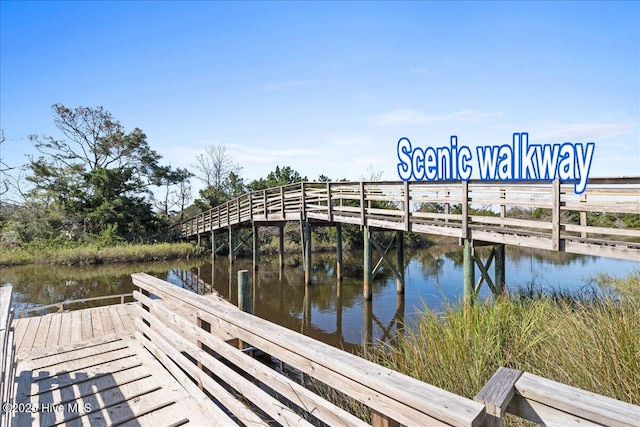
363, 299, 373, 352
336, 223, 343, 282
238, 270, 251, 313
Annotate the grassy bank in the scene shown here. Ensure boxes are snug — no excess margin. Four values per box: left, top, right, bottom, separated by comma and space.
0, 242, 205, 266
364, 270, 640, 419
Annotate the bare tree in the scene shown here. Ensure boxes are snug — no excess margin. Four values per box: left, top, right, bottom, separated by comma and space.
360, 164, 384, 181
192, 145, 241, 206
0, 129, 9, 196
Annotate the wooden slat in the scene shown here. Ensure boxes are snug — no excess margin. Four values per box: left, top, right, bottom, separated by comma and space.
17, 316, 41, 356
132, 273, 485, 427
31, 314, 52, 352
514, 372, 640, 427
81, 309, 93, 341
57, 312, 72, 346
136, 291, 370, 427
70, 310, 83, 343
136, 318, 269, 426
44, 312, 62, 348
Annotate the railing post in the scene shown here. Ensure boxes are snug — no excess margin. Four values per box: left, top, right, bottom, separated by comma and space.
404, 181, 410, 231
580, 193, 587, 238
327, 182, 333, 222
301, 182, 306, 219
474, 367, 523, 427
372, 412, 401, 427
280, 186, 285, 218
552, 178, 561, 250
462, 180, 469, 239
360, 181, 366, 227
263, 190, 268, 220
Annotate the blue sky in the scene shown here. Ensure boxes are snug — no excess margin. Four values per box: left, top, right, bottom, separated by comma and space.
1, 1, 638, 193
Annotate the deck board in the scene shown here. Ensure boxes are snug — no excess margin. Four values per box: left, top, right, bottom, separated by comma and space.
13, 304, 137, 359
11, 333, 220, 426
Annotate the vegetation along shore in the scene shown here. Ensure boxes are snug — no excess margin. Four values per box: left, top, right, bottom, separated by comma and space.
361, 270, 640, 418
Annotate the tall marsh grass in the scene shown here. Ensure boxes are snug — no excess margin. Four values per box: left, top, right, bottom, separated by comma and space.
367, 271, 640, 407
0, 242, 205, 266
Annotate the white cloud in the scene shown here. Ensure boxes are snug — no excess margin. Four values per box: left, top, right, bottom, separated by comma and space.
533, 121, 636, 142
369, 108, 503, 126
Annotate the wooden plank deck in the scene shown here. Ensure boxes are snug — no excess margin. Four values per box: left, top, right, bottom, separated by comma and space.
13, 304, 137, 359
11, 333, 220, 426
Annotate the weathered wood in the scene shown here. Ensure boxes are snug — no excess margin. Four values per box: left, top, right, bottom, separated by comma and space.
238, 270, 251, 313
173, 178, 640, 262
336, 223, 343, 281
364, 226, 372, 300
132, 273, 487, 427
463, 239, 474, 304
474, 367, 522, 427
137, 303, 317, 427
514, 372, 640, 427
135, 291, 370, 427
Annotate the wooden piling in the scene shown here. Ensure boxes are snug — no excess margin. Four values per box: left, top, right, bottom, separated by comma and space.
396, 231, 404, 294
364, 226, 372, 300
463, 238, 474, 305
336, 223, 343, 282
211, 230, 216, 260
278, 225, 285, 269
228, 227, 235, 264
303, 220, 312, 285
494, 244, 505, 294
252, 225, 259, 271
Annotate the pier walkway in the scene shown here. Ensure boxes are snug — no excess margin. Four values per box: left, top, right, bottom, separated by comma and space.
173, 178, 640, 302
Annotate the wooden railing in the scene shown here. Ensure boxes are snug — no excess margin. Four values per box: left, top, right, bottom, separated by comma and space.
15, 293, 134, 318
1, 286, 16, 427
174, 178, 640, 261
130, 274, 640, 426
475, 367, 639, 427
132, 272, 487, 426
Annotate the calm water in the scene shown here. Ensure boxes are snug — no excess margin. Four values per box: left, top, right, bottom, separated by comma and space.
1, 246, 637, 352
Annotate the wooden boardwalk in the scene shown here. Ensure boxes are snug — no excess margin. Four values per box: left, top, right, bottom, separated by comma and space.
175, 179, 640, 261
3, 279, 640, 427
12, 334, 219, 426
13, 304, 136, 359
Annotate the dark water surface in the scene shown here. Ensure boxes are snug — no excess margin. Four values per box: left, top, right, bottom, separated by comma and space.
1, 246, 637, 352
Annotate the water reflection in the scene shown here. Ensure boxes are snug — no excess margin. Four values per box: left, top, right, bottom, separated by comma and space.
1, 246, 637, 353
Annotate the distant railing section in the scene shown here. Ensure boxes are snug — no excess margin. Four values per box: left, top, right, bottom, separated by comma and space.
173, 178, 640, 261
1, 286, 16, 427
15, 293, 134, 318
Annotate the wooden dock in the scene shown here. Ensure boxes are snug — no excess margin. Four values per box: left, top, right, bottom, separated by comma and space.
13, 304, 136, 359
2, 277, 640, 427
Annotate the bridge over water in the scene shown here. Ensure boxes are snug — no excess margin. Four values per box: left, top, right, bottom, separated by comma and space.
174, 178, 640, 303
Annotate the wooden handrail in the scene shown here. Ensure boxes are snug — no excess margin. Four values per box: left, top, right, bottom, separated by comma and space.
132, 272, 487, 426
15, 293, 134, 317
173, 179, 640, 261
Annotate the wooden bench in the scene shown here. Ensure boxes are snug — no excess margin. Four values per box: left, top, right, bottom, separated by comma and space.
132, 272, 487, 426
475, 367, 640, 427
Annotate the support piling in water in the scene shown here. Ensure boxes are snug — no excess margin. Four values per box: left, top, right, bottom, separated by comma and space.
463, 238, 474, 305
363, 226, 372, 300
494, 244, 505, 294
396, 231, 405, 294
278, 225, 285, 269
252, 225, 259, 271
336, 223, 343, 282
303, 220, 312, 285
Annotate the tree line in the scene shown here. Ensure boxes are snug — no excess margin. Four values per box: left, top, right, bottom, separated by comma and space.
0, 105, 332, 247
